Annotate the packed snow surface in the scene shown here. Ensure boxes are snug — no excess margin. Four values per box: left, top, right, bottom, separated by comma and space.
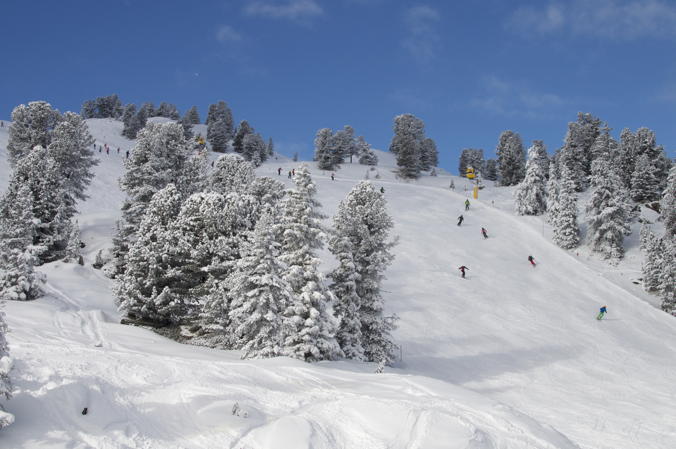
1, 119, 675, 448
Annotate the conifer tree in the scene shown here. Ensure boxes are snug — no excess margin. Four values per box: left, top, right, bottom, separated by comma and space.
208, 119, 229, 152
47, 112, 98, 203
357, 136, 378, 166
630, 153, 661, 203
545, 164, 560, 224
314, 128, 334, 170
515, 144, 547, 215
640, 226, 663, 292
7, 101, 62, 165
662, 166, 676, 241
0, 185, 42, 301
420, 138, 438, 170
329, 182, 397, 363
62, 222, 82, 263
275, 166, 340, 361
552, 167, 579, 249
121, 104, 139, 139
233, 120, 253, 154
484, 159, 498, 181
659, 239, 675, 315
228, 213, 293, 359
390, 114, 425, 179
209, 154, 255, 195
459, 149, 484, 178
0, 303, 13, 429
558, 113, 601, 191
115, 184, 184, 325
184, 106, 200, 124
206, 101, 234, 138
586, 154, 629, 260
242, 133, 267, 166
496, 131, 525, 186
267, 137, 274, 157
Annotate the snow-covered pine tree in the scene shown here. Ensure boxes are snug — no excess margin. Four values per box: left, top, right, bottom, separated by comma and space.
242, 133, 267, 167
357, 136, 378, 166
180, 115, 194, 140
267, 138, 274, 157
206, 101, 234, 138
662, 166, 676, 241
275, 166, 340, 361
62, 221, 82, 263
121, 104, 139, 139
47, 112, 98, 204
496, 131, 526, 186
659, 239, 675, 315
458, 149, 484, 178
80, 100, 97, 119
111, 122, 196, 277
227, 213, 292, 359
514, 144, 547, 215
115, 184, 184, 325
0, 302, 13, 429
529, 140, 549, 179
545, 164, 560, 224
7, 101, 62, 165
185, 106, 200, 124
552, 166, 580, 249
420, 138, 438, 170
233, 120, 253, 154
0, 184, 42, 301
209, 154, 255, 195
390, 114, 425, 179
585, 153, 629, 260
484, 159, 498, 181
208, 119, 229, 153
640, 225, 663, 292
332, 125, 356, 164
248, 176, 286, 216
558, 113, 601, 191
614, 128, 636, 189
156, 102, 180, 119
329, 181, 397, 364
314, 128, 334, 170
630, 153, 661, 203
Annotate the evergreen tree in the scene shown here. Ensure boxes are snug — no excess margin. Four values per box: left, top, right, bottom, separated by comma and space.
47, 112, 98, 203
206, 101, 234, 138
267, 137, 274, 157
390, 114, 425, 179
614, 128, 637, 189
7, 101, 62, 165
329, 182, 397, 363
514, 144, 548, 216
62, 221, 82, 263
208, 119, 229, 153
185, 106, 200, 124
552, 167, 579, 249
115, 184, 184, 325
0, 302, 13, 429
640, 226, 663, 292
275, 166, 340, 361
0, 184, 42, 301
529, 140, 549, 178
496, 131, 525, 186
459, 149, 484, 178
228, 213, 293, 359
121, 104, 140, 139
545, 163, 560, 224
314, 128, 334, 170
80, 100, 97, 119
662, 166, 676, 241
420, 138, 438, 170
180, 115, 194, 140
331, 125, 357, 165
630, 153, 661, 203
233, 120, 253, 154
357, 136, 378, 166
586, 154, 629, 260
558, 113, 602, 191
111, 122, 196, 277
659, 239, 675, 315
209, 154, 255, 195
156, 102, 180, 119
242, 133, 267, 166
484, 159, 498, 181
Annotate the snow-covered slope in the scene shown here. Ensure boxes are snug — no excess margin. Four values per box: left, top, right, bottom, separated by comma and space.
1, 119, 675, 449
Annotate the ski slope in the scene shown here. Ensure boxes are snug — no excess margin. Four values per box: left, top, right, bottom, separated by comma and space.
1, 118, 675, 449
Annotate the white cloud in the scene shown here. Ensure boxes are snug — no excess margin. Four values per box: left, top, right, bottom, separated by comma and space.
243, 0, 323, 21
506, 0, 676, 39
402, 5, 441, 65
470, 75, 565, 118
216, 25, 242, 43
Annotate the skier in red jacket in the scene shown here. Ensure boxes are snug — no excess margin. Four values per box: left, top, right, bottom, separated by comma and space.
528, 255, 536, 267
458, 265, 469, 278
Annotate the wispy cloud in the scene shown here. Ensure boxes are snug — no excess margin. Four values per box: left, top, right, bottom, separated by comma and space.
402, 5, 441, 65
470, 75, 565, 118
243, 0, 323, 21
506, 0, 676, 40
215, 25, 242, 43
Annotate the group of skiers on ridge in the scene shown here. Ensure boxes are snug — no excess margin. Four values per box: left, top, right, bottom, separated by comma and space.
456, 197, 608, 320
95, 142, 130, 159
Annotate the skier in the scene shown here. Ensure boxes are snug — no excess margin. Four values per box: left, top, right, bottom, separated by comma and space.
292, 168, 295, 176
528, 255, 536, 267
458, 265, 469, 279
106, 147, 109, 155
278, 167, 282, 176
380, 186, 385, 194
597, 306, 607, 320
481, 227, 488, 239
450, 180, 455, 190
288, 171, 292, 179
457, 215, 464, 226
331, 173, 335, 181
125, 149, 129, 159
465, 199, 470, 211
99, 146, 102, 153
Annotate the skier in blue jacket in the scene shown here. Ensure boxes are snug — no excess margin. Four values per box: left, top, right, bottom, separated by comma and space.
597, 306, 607, 320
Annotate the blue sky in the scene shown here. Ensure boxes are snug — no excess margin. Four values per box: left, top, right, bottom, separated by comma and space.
1, 0, 675, 173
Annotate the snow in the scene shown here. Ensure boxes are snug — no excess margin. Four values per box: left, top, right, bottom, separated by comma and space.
1, 118, 675, 448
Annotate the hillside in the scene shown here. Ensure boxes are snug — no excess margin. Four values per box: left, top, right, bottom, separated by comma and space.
0, 119, 675, 449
